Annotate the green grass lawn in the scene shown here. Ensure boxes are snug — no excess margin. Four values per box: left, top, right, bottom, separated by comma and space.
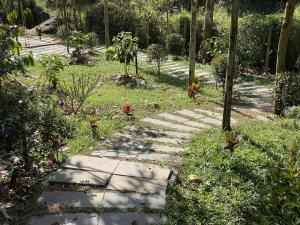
25, 54, 223, 157
166, 118, 300, 225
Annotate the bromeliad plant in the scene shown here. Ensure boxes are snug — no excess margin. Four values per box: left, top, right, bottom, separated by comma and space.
87, 115, 99, 138
224, 132, 240, 152
113, 32, 138, 76
123, 102, 134, 117
188, 83, 200, 99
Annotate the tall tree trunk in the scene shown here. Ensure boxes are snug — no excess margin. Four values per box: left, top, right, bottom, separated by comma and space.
188, 0, 197, 86
204, 0, 215, 38
276, 0, 296, 75
222, 0, 239, 131
104, 0, 110, 48
265, 25, 273, 70
62, 1, 70, 53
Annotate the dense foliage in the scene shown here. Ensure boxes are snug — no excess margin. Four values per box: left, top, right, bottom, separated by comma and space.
275, 72, 300, 115
0, 24, 33, 82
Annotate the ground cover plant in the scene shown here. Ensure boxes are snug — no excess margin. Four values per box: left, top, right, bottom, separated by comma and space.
166, 118, 300, 225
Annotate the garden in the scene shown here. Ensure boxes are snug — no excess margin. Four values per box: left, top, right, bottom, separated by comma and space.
0, 0, 300, 225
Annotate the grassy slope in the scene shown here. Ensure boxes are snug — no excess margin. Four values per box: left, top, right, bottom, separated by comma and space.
26, 55, 223, 157
166, 118, 300, 225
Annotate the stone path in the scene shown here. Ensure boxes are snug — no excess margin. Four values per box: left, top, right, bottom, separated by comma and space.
138, 52, 274, 112
19, 36, 105, 60
22, 37, 273, 224
29, 105, 270, 225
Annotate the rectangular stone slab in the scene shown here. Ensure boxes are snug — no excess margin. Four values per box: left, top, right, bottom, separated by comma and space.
92, 150, 181, 162
184, 121, 211, 129
114, 161, 170, 180
199, 117, 222, 126
113, 133, 186, 145
99, 213, 165, 225
195, 109, 223, 119
91, 150, 138, 159
137, 152, 182, 162
29, 213, 99, 225
61, 155, 119, 173
105, 140, 185, 153
107, 175, 168, 194
143, 118, 199, 132
102, 192, 166, 209
176, 109, 204, 119
124, 125, 192, 139
48, 169, 110, 186
39, 191, 104, 208
158, 112, 189, 123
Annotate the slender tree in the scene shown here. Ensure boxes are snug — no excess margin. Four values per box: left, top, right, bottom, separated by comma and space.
188, 0, 197, 86
104, 0, 110, 48
204, 0, 215, 38
222, 0, 239, 131
276, 0, 296, 74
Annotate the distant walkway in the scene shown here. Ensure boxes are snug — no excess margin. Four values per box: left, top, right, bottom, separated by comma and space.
18, 36, 105, 60
138, 52, 274, 112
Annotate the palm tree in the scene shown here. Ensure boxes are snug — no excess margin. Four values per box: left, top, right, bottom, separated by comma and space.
222, 0, 239, 131
188, 0, 197, 86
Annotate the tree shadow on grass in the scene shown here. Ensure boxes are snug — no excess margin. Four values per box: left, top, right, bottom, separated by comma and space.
139, 67, 188, 90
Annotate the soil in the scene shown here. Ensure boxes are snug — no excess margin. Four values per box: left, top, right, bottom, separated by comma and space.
107, 74, 148, 87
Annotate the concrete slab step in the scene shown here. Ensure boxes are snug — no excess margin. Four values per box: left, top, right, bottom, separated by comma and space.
104, 139, 185, 153
107, 175, 168, 194
38, 191, 166, 209
48, 169, 111, 186
92, 150, 182, 162
143, 118, 200, 132
124, 125, 193, 139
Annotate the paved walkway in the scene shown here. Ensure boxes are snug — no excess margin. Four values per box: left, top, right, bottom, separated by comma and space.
29, 107, 270, 225
20, 37, 273, 225
19, 36, 105, 60
137, 52, 273, 112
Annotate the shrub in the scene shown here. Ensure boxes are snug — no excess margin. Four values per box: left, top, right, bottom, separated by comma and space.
199, 37, 228, 63
211, 54, 239, 89
0, 80, 74, 190
56, 25, 67, 40
211, 54, 227, 89
170, 11, 204, 54
105, 46, 117, 61
40, 54, 66, 90
147, 44, 168, 75
60, 73, 101, 115
274, 72, 300, 115
68, 31, 90, 64
87, 32, 99, 50
166, 33, 185, 56
0, 24, 34, 84
85, 3, 165, 49
295, 55, 300, 71
284, 106, 300, 120
112, 32, 138, 76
